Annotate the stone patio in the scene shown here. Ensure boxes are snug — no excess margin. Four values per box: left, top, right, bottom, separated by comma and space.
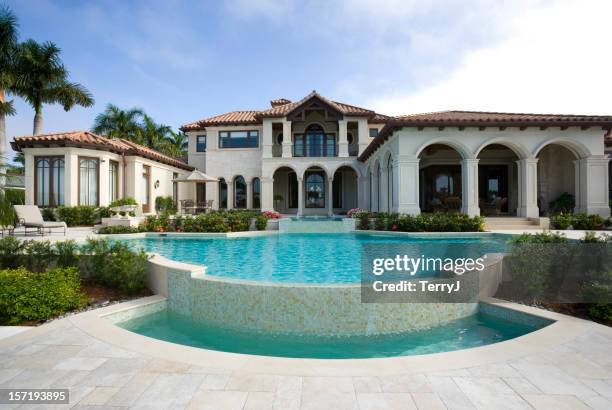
1, 299, 611, 410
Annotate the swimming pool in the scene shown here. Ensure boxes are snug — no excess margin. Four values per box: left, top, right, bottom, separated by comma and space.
116, 302, 552, 359
122, 232, 510, 284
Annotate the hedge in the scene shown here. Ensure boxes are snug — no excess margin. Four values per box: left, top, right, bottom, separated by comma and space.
0, 267, 86, 325
356, 212, 485, 232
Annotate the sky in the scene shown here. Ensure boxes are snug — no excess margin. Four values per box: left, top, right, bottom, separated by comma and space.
4, 0, 612, 163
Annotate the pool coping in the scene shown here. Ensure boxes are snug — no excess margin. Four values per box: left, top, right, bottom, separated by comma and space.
4, 295, 609, 377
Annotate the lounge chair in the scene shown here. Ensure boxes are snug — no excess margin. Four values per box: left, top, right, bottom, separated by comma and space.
14, 205, 67, 236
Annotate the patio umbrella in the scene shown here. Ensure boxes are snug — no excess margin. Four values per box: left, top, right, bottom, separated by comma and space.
172, 169, 218, 183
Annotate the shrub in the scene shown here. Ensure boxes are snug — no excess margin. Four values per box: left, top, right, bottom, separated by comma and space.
97, 225, 140, 235
347, 208, 368, 218
357, 212, 371, 230
227, 213, 250, 232
548, 192, 575, 214
155, 196, 176, 214
80, 238, 148, 294
364, 213, 485, 233
255, 214, 268, 230
0, 267, 85, 325
56, 205, 96, 226
96, 206, 112, 220
573, 213, 604, 230
4, 188, 24, 205
24, 240, 54, 273
41, 207, 56, 221
0, 236, 26, 269
54, 240, 79, 268
550, 213, 573, 230
109, 197, 138, 208
262, 210, 281, 219
374, 213, 388, 230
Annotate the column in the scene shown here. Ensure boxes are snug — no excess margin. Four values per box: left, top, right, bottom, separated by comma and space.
246, 180, 253, 209
396, 156, 420, 215
338, 119, 349, 157
99, 156, 110, 206
461, 158, 480, 217
371, 170, 379, 212
262, 119, 273, 158
357, 118, 369, 156
297, 177, 304, 216
261, 177, 274, 211
379, 167, 388, 213
358, 176, 368, 209
517, 158, 539, 218
574, 155, 610, 217
281, 120, 292, 158
64, 151, 79, 206
24, 154, 34, 205
327, 176, 334, 216
226, 180, 234, 210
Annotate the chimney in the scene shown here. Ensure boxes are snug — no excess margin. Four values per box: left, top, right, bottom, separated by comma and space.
270, 98, 291, 107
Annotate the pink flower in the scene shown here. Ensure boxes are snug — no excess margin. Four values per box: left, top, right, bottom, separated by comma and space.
391, 224, 398, 231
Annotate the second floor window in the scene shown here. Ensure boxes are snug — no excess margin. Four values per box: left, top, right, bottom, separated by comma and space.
369, 128, 379, 138
196, 135, 206, 152
219, 130, 259, 148
294, 124, 336, 157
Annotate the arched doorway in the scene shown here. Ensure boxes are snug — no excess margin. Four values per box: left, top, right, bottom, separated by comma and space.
418, 144, 463, 213
218, 178, 227, 209
233, 176, 246, 208
304, 167, 326, 210
477, 144, 520, 216
537, 143, 579, 215
272, 166, 298, 214
332, 166, 358, 214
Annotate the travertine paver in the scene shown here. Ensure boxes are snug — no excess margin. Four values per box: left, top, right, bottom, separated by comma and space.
1, 310, 611, 409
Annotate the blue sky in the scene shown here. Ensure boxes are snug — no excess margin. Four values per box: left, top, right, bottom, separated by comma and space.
5, 0, 612, 162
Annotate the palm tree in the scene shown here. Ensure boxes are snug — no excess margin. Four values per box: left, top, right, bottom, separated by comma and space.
166, 130, 188, 157
92, 104, 143, 141
12, 39, 94, 135
0, 5, 19, 185
138, 114, 172, 151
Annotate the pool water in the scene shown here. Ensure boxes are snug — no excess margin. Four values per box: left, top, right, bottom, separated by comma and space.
122, 233, 509, 284
118, 307, 548, 359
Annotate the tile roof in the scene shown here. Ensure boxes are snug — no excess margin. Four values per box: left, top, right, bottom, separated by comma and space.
180, 91, 385, 131
12, 131, 194, 170
359, 110, 612, 161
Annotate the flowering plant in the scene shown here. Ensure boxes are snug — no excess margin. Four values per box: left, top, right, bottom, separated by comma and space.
262, 210, 281, 219
347, 208, 369, 218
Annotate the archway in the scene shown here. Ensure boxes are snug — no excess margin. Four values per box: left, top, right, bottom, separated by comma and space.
477, 144, 520, 216
332, 166, 358, 214
418, 144, 463, 213
537, 143, 579, 215
304, 166, 327, 213
272, 166, 298, 214
233, 176, 246, 208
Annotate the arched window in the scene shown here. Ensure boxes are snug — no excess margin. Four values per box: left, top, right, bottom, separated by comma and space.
234, 176, 247, 208
252, 178, 261, 209
305, 170, 325, 208
79, 158, 99, 206
294, 124, 336, 157
36, 157, 65, 207
219, 178, 227, 209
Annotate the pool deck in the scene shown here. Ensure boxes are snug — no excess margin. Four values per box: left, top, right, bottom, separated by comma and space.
1, 298, 611, 409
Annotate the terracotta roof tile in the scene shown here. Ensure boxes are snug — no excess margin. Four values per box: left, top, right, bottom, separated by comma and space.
359, 110, 612, 162
181, 111, 260, 130
12, 131, 193, 171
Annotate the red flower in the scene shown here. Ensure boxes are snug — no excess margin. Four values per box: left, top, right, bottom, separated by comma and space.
391, 224, 398, 231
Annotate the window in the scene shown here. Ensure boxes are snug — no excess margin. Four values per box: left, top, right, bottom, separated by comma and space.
305, 171, 325, 208
109, 161, 119, 203
196, 135, 206, 152
141, 165, 151, 212
369, 128, 379, 138
196, 182, 206, 204
173, 172, 179, 205
219, 178, 227, 208
79, 158, 99, 206
288, 172, 298, 208
387, 157, 393, 212
234, 176, 247, 208
35, 156, 64, 207
219, 130, 259, 148
293, 124, 336, 157
333, 172, 342, 208
252, 178, 261, 209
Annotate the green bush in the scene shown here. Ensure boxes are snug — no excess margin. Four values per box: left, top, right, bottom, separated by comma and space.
97, 225, 140, 235
24, 240, 54, 273
572, 213, 604, 230
374, 213, 388, 230
109, 197, 138, 208
81, 238, 148, 295
550, 213, 573, 230
155, 196, 176, 214
255, 214, 268, 230
54, 240, 79, 268
41, 208, 56, 221
0, 236, 26, 268
363, 213, 485, 232
227, 213, 250, 232
96, 206, 112, 219
56, 205, 96, 226
0, 267, 86, 325
357, 213, 371, 230
548, 192, 575, 214
4, 188, 24, 205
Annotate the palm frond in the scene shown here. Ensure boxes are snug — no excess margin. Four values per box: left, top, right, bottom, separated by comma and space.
0, 100, 15, 116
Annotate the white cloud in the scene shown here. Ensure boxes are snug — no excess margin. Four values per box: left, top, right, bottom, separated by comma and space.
367, 0, 612, 115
